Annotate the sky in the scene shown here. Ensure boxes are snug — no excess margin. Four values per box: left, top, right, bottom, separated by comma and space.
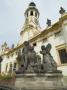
0, 0, 67, 48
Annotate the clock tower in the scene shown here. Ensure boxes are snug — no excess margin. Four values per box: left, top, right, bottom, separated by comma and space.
19, 2, 41, 44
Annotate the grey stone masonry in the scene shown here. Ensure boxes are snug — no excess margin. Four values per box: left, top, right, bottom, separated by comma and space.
15, 72, 67, 90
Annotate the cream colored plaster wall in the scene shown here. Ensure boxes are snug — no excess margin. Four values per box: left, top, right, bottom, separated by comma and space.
1, 54, 17, 74
58, 65, 67, 76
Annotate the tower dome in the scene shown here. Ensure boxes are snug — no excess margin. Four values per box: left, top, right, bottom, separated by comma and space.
25, 2, 39, 19
29, 2, 36, 7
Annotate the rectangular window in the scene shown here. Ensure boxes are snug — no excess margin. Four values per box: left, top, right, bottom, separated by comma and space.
58, 49, 67, 64
42, 38, 47, 43
9, 63, 12, 72
13, 63, 17, 71
55, 31, 61, 37
33, 42, 37, 46
14, 63, 16, 69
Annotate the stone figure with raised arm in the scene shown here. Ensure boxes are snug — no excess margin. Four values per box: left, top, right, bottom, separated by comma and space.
16, 41, 41, 73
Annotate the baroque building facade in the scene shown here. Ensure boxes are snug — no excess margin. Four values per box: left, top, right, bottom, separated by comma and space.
0, 2, 67, 77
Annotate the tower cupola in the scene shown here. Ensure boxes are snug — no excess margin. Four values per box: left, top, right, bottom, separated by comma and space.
24, 2, 39, 23
19, 2, 41, 44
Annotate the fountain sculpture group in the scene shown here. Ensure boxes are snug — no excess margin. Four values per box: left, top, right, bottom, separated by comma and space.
15, 41, 66, 90
16, 41, 57, 73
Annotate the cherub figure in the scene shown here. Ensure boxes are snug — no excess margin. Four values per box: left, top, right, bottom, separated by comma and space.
40, 43, 57, 72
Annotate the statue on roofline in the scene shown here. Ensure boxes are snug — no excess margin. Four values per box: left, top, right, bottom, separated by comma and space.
46, 19, 51, 26
59, 7, 65, 15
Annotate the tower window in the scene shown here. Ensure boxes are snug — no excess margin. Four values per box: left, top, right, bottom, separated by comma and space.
58, 49, 67, 64
27, 12, 28, 17
30, 11, 33, 16
35, 12, 37, 17
42, 38, 48, 43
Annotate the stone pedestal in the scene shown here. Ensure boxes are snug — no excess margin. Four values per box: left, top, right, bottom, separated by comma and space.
15, 72, 67, 90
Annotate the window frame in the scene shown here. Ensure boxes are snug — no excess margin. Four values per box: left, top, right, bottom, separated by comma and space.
58, 48, 67, 64
56, 44, 67, 65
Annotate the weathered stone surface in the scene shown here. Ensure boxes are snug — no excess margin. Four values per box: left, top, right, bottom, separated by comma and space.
40, 44, 57, 72
15, 72, 67, 90
0, 84, 16, 90
16, 42, 58, 74
16, 41, 39, 73
15, 41, 67, 90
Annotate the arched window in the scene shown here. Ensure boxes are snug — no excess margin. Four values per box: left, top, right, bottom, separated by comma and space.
30, 11, 33, 16
27, 12, 28, 17
35, 12, 37, 17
